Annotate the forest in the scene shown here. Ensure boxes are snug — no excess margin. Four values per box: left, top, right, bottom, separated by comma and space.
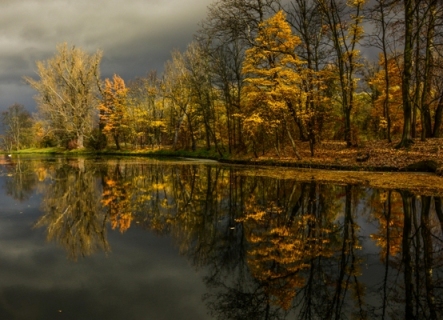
1, 0, 443, 167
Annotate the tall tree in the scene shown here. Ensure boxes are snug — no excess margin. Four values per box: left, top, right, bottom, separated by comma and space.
202, 0, 280, 47
366, 0, 403, 142
126, 73, 164, 149
242, 10, 305, 159
183, 42, 224, 155
284, 0, 332, 145
1, 103, 34, 151
370, 54, 404, 137
162, 49, 197, 151
198, 0, 280, 153
316, 0, 366, 146
396, 0, 417, 147
99, 74, 129, 150
25, 43, 102, 148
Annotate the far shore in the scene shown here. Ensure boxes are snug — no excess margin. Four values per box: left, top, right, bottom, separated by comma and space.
2, 138, 443, 176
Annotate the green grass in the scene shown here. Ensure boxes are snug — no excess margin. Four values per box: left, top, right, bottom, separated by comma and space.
3, 147, 65, 154
2, 147, 101, 155
0, 146, 226, 160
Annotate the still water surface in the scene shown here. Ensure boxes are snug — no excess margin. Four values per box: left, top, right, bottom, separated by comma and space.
0, 156, 442, 319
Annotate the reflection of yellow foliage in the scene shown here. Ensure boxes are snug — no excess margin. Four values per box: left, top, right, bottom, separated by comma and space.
36, 167, 48, 181
239, 198, 335, 310
152, 183, 166, 189
101, 173, 134, 233
111, 212, 133, 233
369, 191, 404, 259
35, 166, 110, 260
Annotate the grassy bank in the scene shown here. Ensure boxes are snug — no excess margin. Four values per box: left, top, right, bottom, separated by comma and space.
2, 138, 443, 175
1, 146, 222, 159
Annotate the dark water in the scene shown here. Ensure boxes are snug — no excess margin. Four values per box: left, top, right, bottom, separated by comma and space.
0, 156, 442, 320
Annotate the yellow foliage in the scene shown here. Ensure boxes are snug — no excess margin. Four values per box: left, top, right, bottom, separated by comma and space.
370, 54, 404, 134
241, 10, 307, 141
36, 167, 48, 181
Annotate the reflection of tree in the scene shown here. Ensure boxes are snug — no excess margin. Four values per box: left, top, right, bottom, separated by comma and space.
3, 157, 38, 201
420, 195, 437, 319
200, 180, 377, 319
35, 160, 109, 260
19, 157, 443, 317
326, 185, 366, 319
370, 190, 404, 259
371, 190, 443, 319
101, 162, 133, 233
368, 190, 401, 318
238, 181, 335, 310
203, 172, 289, 320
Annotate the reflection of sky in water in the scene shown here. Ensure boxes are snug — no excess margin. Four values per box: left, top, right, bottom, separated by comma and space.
0, 175, 210, 320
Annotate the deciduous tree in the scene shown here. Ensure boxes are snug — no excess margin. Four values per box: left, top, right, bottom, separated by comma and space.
242, 10, 305, 158
25, 43, 102, 148
1, 103, 34, 151
370, 54, 404, 137
317, 0, 366, 146
99, 74, 129, 150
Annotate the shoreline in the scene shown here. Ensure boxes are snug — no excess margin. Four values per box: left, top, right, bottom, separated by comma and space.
2, 147, 443, 195
2, 138, 443, 176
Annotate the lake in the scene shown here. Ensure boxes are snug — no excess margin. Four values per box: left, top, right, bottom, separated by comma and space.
0, 155, 442, 319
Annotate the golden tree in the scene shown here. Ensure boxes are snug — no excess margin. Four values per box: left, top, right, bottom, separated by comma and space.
242, 10, 305, 159
370, 54, 404, 137
99, 74, 129, 150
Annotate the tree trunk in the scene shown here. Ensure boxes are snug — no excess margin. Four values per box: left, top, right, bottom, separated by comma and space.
77, 134, 84, 149
286, 125, 302, 160
400, 190, 414, 318
397, 0, 414, 148
114, 134, 120, 150
433, 97, 443, 137
344, 108, 352, 147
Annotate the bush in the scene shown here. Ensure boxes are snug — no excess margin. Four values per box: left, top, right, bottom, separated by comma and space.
40, 134, 58, 148
67, 139, 78, 150
86, 129, 107, 150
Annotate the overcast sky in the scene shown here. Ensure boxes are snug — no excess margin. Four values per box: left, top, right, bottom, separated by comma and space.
0, 0, 214, 113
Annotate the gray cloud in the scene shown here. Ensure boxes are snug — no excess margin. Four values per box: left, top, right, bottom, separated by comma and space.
0, 0, 214, 112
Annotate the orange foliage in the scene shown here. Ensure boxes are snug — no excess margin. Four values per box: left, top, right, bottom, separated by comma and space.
102, 175, 133, 233
99, 74, 129, 148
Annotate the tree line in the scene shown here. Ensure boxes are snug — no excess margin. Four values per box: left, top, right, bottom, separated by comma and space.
2, 0, 443, 155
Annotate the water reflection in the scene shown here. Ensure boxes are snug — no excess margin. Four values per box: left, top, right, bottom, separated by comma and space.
2, 156, 443, 319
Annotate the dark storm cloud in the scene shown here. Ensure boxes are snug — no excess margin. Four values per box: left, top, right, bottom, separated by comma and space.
0, 0, 214, 112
